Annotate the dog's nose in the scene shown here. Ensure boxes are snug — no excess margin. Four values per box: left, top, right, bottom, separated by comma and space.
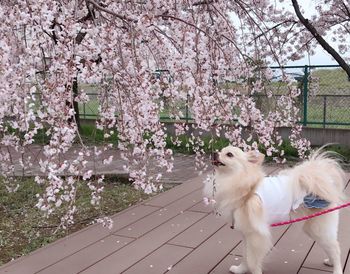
211, 152, 219, 162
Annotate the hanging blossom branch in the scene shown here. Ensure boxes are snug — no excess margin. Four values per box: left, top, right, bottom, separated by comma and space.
0, 0, 321, 229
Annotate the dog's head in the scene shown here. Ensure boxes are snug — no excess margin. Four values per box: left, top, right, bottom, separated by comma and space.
205, 145, 265, 221
212, 145, 265, 173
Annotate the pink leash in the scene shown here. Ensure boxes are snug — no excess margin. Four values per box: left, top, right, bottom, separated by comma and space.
270, 202, 350, 227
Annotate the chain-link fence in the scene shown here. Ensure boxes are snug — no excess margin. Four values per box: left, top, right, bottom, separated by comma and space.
55, 65, 350, 128
304, 65, 350, 128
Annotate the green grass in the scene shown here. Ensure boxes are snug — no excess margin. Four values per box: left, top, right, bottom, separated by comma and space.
306, 104, 350, 129
323, 144, 350, 162
311, 68, 350, 93
165, 135, 230, 154
79, 124, 118, 144
0, 177, 156, 266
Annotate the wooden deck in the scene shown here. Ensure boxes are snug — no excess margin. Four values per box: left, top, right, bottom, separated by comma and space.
1, 166, 349, 274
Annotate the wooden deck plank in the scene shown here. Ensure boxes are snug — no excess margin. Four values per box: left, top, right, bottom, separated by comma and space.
122, 244, 192, 274
168, 214, 226, 248
116, 189, 203, 238
144, 175, 204, 207
262, 223, 314, 274
232, 225, 290, 256
344, 254, 350, 274
36, 235, 134, 274
0, 224, 111, 274
210, 254, 242, 274
346, 173, 350, 188
298, 267, 331, 273
188, 201, 213, 213
166, 225, 241, 274
263, 165, 281, 175
208, 225, 289, 273
109, 205, 161, 233
0, 205, 158, 274
213, 223, 312, 274
80, 211, 206, 274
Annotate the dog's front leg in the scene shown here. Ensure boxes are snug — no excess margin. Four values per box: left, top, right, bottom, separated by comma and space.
229, 262, 249, 274
229, 239, 249, 274
244, 232, 271, 274
230, 195, 271, 274
229, 232, 271, 274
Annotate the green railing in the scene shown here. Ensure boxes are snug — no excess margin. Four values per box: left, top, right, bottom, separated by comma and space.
33, 65, 350, 128
268, 65, 350, 128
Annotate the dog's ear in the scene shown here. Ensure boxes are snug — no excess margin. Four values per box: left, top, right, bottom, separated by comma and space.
246, 151, 265, 165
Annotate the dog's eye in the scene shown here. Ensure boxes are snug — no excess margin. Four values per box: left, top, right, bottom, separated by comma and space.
226, 152, 234, 158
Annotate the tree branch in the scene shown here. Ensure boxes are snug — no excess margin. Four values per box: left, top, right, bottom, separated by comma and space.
86, 0, 135, 23
291, 0, 350, 77
340, 0, 350, 19
253, 20, 297, 41
193, 0, 214, 6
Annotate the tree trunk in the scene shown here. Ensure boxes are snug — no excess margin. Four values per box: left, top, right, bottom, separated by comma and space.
291, 0, 350, 78
73, 78, 80, 130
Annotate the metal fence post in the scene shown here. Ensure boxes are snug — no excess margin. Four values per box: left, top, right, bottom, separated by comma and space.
323, 96, 327, 128
303, 65, 309, 126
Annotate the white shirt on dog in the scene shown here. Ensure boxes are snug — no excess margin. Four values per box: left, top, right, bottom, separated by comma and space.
255, 175, 305, 224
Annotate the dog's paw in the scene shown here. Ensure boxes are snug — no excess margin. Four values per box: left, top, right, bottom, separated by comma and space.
323, 258, 333, 267
229, 264, 248, 274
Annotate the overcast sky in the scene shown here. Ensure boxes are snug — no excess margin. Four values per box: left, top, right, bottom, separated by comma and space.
287, 46, 337, 66
283, 1, 339, 66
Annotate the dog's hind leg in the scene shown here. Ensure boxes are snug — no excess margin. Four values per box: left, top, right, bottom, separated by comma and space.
303, 211, 343, 274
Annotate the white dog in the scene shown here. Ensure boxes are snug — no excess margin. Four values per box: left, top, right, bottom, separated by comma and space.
203, 145, 346, 274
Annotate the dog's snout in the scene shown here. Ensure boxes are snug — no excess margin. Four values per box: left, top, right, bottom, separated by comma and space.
212, 151, 225, 166
211, 152, 219, 162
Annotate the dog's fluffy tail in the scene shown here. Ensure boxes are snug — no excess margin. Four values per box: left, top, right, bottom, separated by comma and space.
291, 147, 347, 204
